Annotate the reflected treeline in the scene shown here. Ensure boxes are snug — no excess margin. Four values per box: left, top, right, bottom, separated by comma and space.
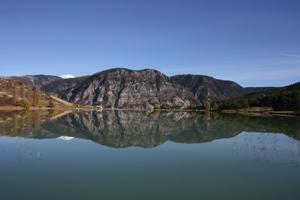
0, 110, 67, 138
217, 113, 300, 140
0, 110, 42, 137
1, 110, 300, 148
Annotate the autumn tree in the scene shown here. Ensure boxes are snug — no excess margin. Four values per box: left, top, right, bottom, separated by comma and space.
154, 103, 160, 109
21, 82, 26, 99
27, 87, 33, 104
33, 111, 41, 130
33, 85, 41, 106
13, 83, 18, 105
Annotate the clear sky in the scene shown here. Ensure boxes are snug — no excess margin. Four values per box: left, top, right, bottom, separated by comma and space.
1, 0, 299, 87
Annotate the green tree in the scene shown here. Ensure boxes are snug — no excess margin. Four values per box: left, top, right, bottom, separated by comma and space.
291, 91, 300, 110
203, 101, 211, 110
48, 99, 56, 108
189, 103, 197, 109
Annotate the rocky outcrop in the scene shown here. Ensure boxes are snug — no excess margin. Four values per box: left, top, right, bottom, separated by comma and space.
60, 68, 199, 109
171, 74, 246, 101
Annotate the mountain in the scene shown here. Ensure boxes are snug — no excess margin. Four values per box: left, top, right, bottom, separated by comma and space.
59, 68, 199, 109
4, 68, 285, 109
9, 75, 62, 87
171, 74, 246, 101
40, 68, 280, 108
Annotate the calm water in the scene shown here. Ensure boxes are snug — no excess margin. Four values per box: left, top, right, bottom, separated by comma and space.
0, 111, 300, 200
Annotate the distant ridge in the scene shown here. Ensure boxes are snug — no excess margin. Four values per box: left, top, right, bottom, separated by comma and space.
9, 74, 62, 87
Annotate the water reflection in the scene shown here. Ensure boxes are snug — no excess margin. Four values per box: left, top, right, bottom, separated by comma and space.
0, 110, 61, 138
1, 111, 300, 200
230, 132, 300, 166
1, 110, 299, 148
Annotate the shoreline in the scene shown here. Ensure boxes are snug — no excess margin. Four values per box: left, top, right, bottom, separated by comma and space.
0, 106, 299, 116
0, 106, 76, 111
222, 108, 300, 116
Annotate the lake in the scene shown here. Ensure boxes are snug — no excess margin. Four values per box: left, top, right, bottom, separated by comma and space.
0, 110, 300, 200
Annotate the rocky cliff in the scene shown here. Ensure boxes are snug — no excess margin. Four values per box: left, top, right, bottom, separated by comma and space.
60, 68, 199, 109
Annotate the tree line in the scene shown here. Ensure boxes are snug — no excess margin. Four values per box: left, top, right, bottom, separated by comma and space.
0, 79, 55, 109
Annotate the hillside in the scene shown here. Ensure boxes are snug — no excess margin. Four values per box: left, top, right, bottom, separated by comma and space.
218, 82, 300, 111
171, 74, 246, 101
0, 79, 73, 109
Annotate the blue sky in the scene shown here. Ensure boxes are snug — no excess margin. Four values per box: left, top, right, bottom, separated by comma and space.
0, 0, 299, 87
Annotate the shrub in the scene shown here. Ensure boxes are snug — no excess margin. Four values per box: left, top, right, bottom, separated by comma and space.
153, 103, 160, 109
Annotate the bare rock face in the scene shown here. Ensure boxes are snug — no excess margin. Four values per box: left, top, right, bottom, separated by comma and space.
60, 68, 199, 108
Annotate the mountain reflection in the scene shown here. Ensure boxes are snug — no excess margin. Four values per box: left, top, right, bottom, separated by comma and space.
41, 111, 248, 148
0, 110, 299, 148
